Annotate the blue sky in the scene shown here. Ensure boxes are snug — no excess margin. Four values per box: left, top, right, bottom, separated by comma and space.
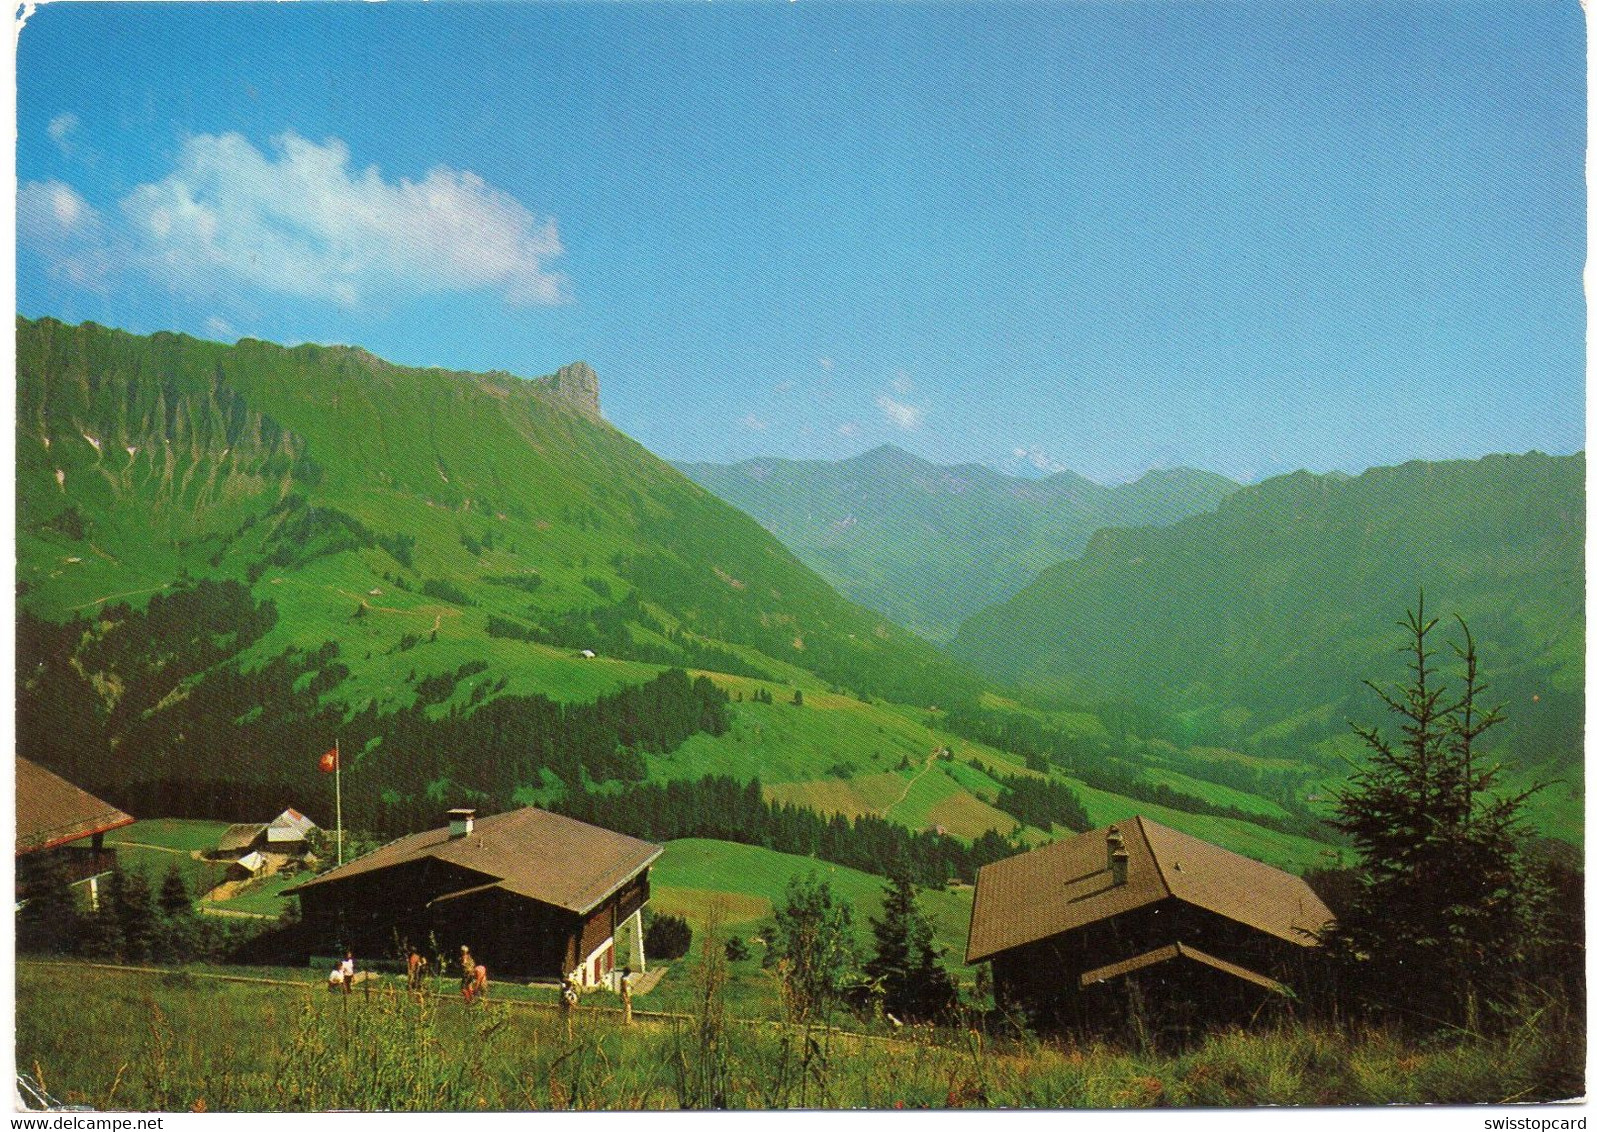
16, 2, 1585, 484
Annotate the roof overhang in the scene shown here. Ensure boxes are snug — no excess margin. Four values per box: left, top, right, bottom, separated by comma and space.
573, 844, 664, 916
1079, 942, 1285, 995
16, 812, 135, 856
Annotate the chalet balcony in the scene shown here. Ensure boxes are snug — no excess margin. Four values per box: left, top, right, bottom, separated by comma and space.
57, 845, 119, 886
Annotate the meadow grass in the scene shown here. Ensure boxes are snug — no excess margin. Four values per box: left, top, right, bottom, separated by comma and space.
17, 963, 1581, 1111
651, 838, 975, 973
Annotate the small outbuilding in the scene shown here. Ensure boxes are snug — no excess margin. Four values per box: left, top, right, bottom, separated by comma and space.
966, 816, 1333, 1033
230, 850, 268, 880
285, 806, 661, 986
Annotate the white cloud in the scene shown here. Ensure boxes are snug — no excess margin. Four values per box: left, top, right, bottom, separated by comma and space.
205, 316, 237, 340
47, 112, 80, 156
18, 180, 116, 289
890, 370, 913, 395
838, 421, 860, 438
818, 357, 834, 372
740, 412, 769, 431
96, 131, 565, 307
875, 393, 923, 431
773, 379, 795, 394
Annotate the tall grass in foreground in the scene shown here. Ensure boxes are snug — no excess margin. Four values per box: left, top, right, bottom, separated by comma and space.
15, 965, 1582, 1110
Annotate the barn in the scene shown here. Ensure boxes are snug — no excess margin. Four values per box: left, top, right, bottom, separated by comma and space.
15, 756, 134, 910
966, 816, 1333, 1032
285, 807, 661, 987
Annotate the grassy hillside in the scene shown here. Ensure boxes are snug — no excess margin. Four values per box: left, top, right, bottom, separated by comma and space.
678, 444, 1237, 643
951, 452, 1585, 794
17, 316, 980, 710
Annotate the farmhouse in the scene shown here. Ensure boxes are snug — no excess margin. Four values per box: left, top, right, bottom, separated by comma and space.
215, 808, 319, 859
285, 807, 661, 987
15, 757, 134, 909
966, 816, 1333, 1031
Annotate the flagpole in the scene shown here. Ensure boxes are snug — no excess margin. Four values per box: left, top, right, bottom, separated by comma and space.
335, 737, 343, 866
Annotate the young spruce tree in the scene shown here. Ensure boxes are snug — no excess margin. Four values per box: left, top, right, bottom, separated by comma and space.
865, 871, 957, 1022
1328, 596, 1542, 1030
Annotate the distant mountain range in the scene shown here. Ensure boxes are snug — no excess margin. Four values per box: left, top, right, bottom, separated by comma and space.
675, 446, 1239, 642
950, 451, 1585, 783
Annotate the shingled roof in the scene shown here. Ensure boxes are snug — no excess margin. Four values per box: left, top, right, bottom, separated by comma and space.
15, 757, 133, 855
966, 815, 1333, 964
284, 806, 663, 916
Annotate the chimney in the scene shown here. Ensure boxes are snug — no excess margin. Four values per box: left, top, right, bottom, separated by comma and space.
447, 808, 476, 838
1106, 826, 1128, 885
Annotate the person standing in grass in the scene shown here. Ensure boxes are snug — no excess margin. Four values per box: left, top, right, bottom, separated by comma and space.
620, 967, 634, 1025
561, 970, 580, 1038
407, 947, 427, 996
460, 945, 477, 1002
340, 950, 355, 995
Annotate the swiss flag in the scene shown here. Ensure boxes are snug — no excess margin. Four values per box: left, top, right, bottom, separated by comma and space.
319, 748, 338, 774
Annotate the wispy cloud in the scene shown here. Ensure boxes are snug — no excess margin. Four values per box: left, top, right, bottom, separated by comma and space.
18, 180, 116, 289
838, 421, 860, 438
47, 112, 80, 157
890, 370, 913, 395
818, 357, 834, 372
740, 412, 769, 431
22, 131, 567, 308
875, 393, 923, 431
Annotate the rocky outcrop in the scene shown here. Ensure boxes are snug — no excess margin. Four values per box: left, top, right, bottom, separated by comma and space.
541, 361, 602, 421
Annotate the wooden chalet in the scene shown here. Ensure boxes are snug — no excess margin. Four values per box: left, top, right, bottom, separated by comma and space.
966, 816, 1333, 1032
285, 807, 661, 987
15, 756, 134, 909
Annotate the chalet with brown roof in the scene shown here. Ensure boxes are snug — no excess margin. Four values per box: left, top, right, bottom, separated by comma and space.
285, 806, 661, 987
15, 757, 134, 909
967, 816, 1333, 1030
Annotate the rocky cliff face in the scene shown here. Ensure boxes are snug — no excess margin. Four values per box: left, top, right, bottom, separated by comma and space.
541, 361, 602, 421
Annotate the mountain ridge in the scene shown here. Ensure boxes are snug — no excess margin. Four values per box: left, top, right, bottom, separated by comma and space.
675, 445, 1240, 642
949, 449, 1585, 785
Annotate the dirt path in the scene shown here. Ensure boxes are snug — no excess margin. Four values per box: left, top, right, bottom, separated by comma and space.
883, 751, 939, 817
103, 840, 191, 855
71, 586, 165, 611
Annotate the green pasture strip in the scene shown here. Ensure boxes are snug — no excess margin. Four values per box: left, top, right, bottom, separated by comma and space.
1066, 782, 1335, 873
